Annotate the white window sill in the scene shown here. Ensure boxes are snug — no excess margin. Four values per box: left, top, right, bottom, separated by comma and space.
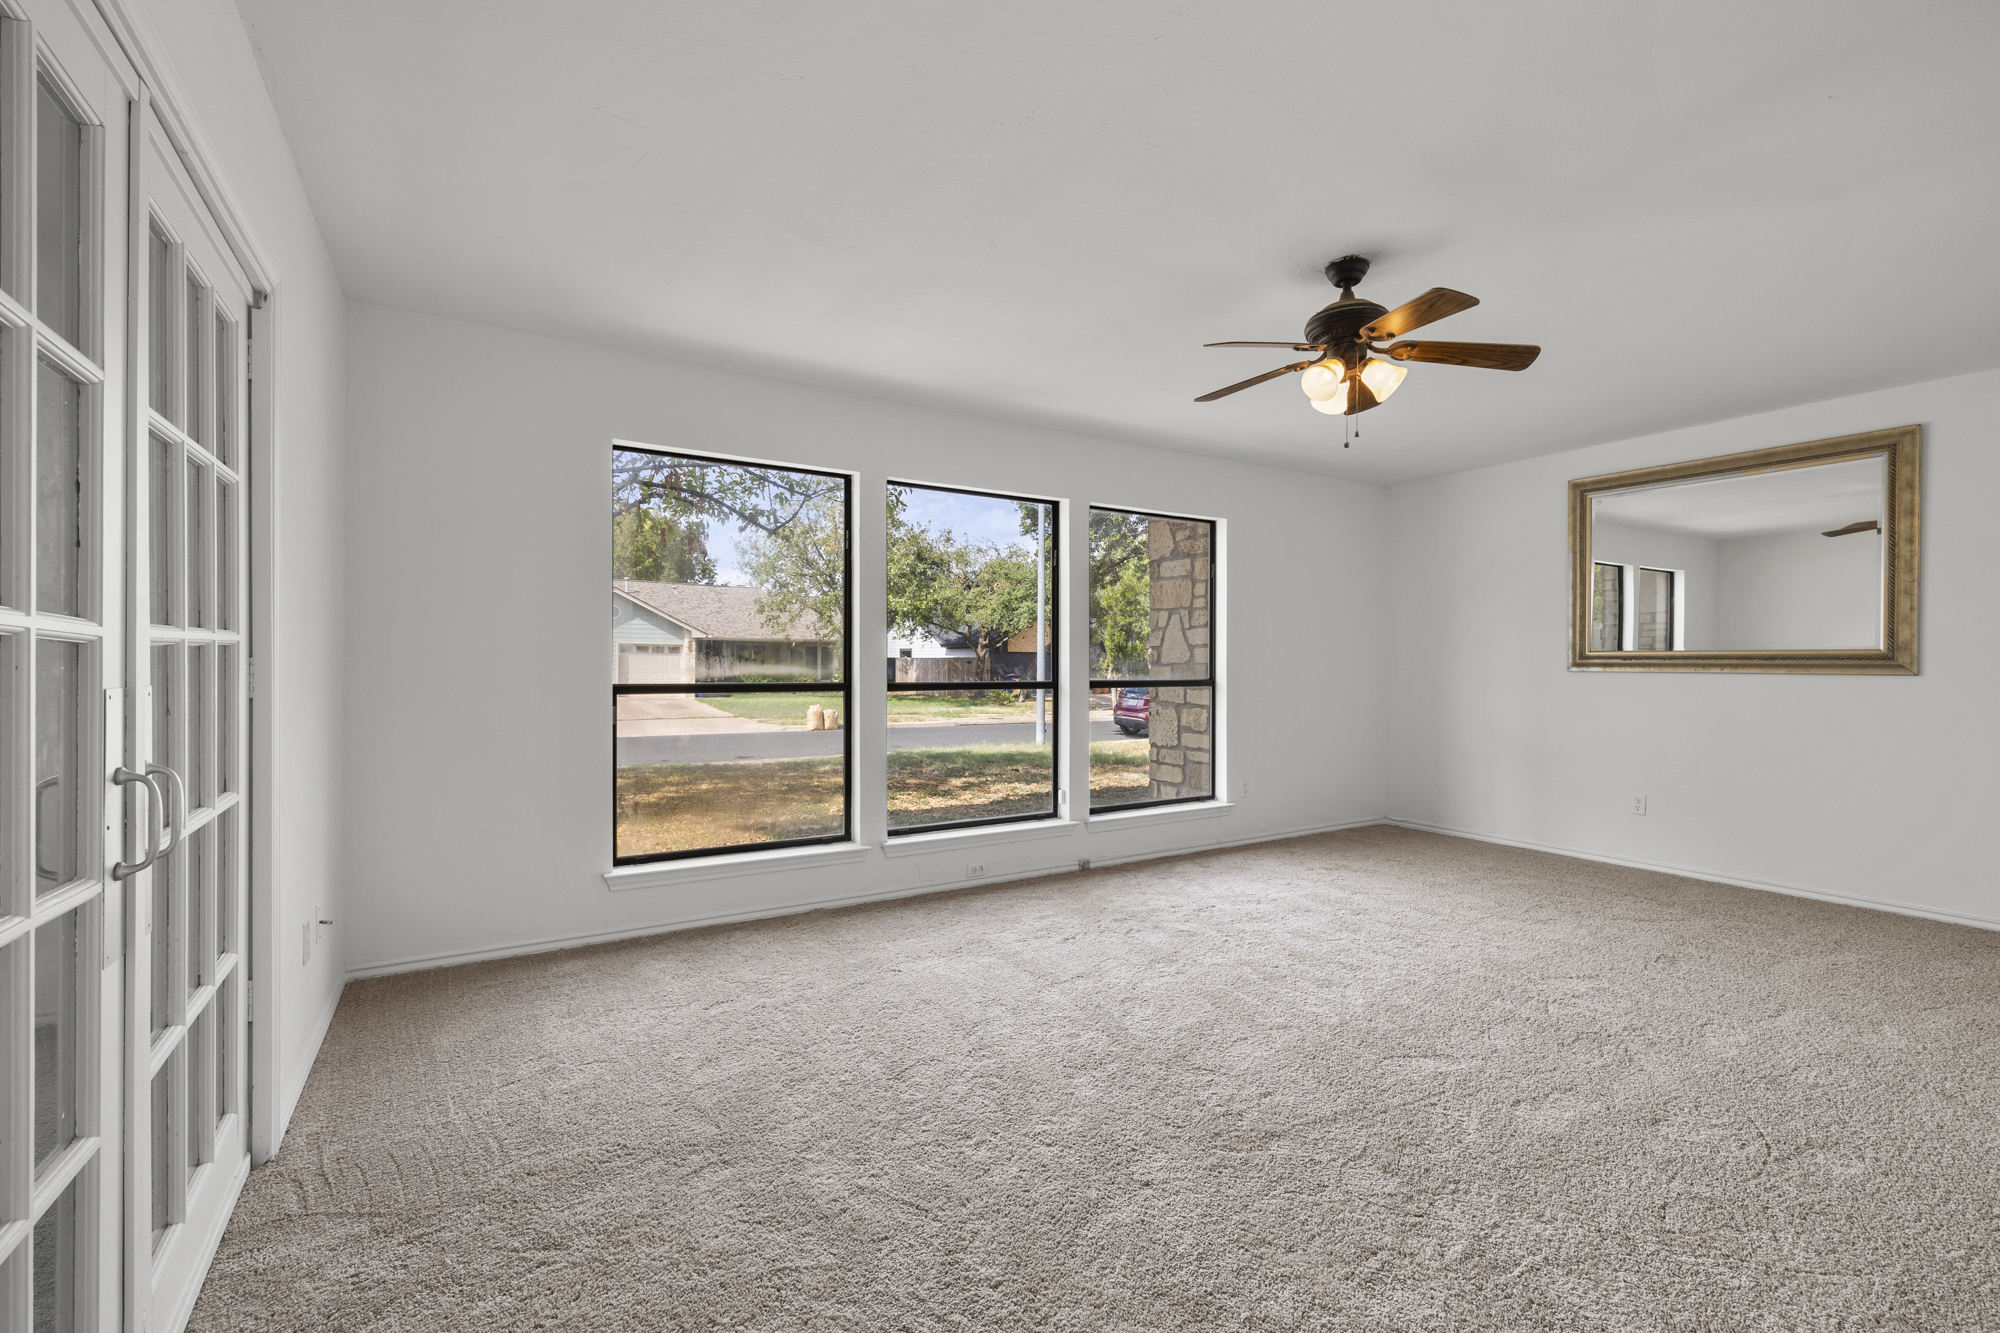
604, 841, 870, 892
880, 819, 1080, 859
1087, 800, 1235, 830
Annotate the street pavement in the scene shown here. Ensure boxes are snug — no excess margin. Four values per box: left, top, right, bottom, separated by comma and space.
617, 718, 1131, 765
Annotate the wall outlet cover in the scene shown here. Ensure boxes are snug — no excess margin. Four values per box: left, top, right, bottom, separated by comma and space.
1631, 794, 1648, 815
967, 863, 987, 878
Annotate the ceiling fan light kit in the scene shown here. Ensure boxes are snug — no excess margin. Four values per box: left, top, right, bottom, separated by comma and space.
1198, 255, 1542, 425
1303, 356, 1408, 413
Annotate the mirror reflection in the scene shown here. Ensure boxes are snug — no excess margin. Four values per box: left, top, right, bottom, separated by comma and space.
1589, 454, 1886, 651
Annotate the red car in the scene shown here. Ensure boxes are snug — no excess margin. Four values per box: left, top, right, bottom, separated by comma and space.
1112, 687, 1149, 736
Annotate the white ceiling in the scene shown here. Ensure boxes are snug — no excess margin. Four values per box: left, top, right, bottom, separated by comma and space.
233, 0, 2000, 485
1594, 456, 1883, 539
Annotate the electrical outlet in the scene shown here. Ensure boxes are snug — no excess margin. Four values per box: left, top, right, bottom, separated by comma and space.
1631, 794, 1647, 815
967, 863, 987, 878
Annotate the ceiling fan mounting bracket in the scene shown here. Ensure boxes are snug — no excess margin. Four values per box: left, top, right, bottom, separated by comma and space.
1324, 254, 1371, 292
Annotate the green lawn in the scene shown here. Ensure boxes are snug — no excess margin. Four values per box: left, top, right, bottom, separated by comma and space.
693, 690, 1044, 726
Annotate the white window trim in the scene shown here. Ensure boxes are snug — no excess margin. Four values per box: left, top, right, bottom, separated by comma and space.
1088, 799, 1235, 829
604, 841, 870, 892
879, 818, 1081, 859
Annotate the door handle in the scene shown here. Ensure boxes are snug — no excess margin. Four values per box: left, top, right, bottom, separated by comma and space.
111, 767, 165, 881
35, 775, 61, 881
146, 762, 186, 858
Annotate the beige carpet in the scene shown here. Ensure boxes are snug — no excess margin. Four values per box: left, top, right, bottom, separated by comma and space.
189, 827, 2000, 1331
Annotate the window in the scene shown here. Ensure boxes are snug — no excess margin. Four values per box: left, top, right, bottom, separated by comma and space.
885, 483, 1057, 834
1089, 508, 1215, 811
1589, 562, 1622, 651
611, 448, 850, 861
1590, 561, 1682, 651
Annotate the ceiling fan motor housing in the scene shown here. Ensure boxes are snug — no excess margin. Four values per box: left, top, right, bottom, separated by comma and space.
1304, 299, 1387, 356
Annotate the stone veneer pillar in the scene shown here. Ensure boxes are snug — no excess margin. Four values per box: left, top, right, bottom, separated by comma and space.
1144, 519, 1212, 799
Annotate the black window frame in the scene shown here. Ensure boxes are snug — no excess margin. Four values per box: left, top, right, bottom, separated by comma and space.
611, 445, 853, 865
885, 481, 1060, 838
1088, 505, 1218, 815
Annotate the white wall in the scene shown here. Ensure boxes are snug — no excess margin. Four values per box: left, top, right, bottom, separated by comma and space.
1714, 529, 1882, 650
341, 302, 1390, 976
140, 0, 349, 1145
1388, 367, 2000, 927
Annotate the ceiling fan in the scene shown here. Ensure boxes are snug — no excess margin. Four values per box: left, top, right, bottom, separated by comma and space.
1196, 255, 1541, 416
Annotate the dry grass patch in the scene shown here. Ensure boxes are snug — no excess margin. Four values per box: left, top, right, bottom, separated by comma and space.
617, 740, 1160, 855
1089, 738, 1151, 806
616, 758, 845, 856
888, 744, 1055, 829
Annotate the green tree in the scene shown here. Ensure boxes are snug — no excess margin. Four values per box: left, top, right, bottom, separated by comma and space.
886, 486, 1040, 680
612, 508, 716, 583
736, 488, 847, 672
1089, 510, 1150, 674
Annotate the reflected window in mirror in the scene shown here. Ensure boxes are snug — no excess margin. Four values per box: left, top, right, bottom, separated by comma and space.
1590, 563, 1682, 651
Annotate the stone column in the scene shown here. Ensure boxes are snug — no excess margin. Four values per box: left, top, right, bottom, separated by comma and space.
1145, 520, 1212, 799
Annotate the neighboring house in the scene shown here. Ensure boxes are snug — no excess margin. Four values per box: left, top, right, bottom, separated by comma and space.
886, 624, 1052, 683
886, 629, 975, 661
614, 581, 836, 683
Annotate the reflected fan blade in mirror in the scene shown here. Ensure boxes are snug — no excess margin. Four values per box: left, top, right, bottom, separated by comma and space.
1359, 288, 1479, 340
1385, 341, 1541, 370
1194, 360, 1315, 402
1203, 341, 1324, 349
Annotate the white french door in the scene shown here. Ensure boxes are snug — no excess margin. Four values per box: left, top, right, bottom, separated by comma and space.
1, 1, 136, 1329
1, 2, 256, 1329
127, 92, 253, 1333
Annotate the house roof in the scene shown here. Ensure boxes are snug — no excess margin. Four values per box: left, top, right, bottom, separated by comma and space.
615, 582, 828, 642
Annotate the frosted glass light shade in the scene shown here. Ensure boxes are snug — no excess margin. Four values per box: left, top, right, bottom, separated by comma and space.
1299, 360, 1346, 402
1310, 386, 1349, 415
1358, 358, 1407, 403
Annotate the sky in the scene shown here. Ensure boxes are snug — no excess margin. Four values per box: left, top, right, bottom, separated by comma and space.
706, 481, 1049, 586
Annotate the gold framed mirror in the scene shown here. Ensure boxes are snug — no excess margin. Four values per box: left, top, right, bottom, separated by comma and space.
1569, 425, 1920, 673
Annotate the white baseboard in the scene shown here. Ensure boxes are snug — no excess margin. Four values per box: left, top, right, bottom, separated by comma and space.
1387, 818, 2000, 933
273, 981, 346, 1151
160, 1154, 251, 1333
345, 815, 1389, 982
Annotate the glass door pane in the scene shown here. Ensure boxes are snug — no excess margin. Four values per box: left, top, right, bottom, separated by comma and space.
35, 362, 83, 617
35, 76, 84, 348
33, 913, 82, 1171
34, 638, 84, 894
32, 1173, 83, 1332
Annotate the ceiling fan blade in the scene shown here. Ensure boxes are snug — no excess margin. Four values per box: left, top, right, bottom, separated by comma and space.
1204, 340, 1325, 349
1384, 340, 1541, 371
1194, 360, 1315, 402
1360, 288, 1480, 340
1822, 520, 1880, 537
